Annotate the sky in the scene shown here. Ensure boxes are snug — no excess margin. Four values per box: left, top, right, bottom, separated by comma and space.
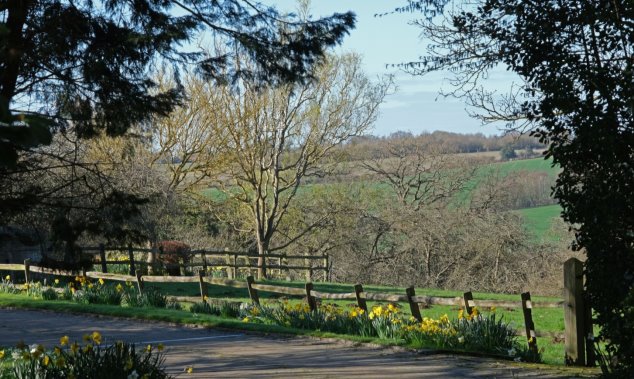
262, 1, 518, 137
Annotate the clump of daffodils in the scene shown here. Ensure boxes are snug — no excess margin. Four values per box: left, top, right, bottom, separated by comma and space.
0, 332, 171, 378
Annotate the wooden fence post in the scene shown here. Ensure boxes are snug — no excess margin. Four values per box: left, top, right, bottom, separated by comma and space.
99, 244, 107, 273
463, 291, 474, 315
135, 272, 144, 294
246, 276, 259, 305
322, 254, 328, 282
232, 254, 238, 279
23, 259, 31, 284
305, 282, 317, 312
200, 251, 207, 273
155, 245, 163, 273
128, 244, 136, 276
521, 292, 538, 354
406, 286, 422, 322
354, 284, 367, 312
304, 252, 312, 282
198, 270, 208, 302
564, 257, 586, 366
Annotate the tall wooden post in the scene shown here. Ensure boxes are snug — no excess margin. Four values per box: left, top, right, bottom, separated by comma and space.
322, 254, 329, 282
200, 251, 207, 273
564, 258, 586, 366
99, 244, 108, 273
463, 291, 474, 315
354, 284, 367, 312
198, 270, 208, 302
521, 292, 538, 354
406, 286, 422, 322
232, 254, 238, 279
305, 282, 317, 312
128, 244, 136, 276
135, 272, 144, 294
23, 259, 31, 284
304, 252, 312, 282
246, 276, 259, 305
158, 245, 164, 273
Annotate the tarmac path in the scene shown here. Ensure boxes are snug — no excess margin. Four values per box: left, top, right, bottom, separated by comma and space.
0, 308, 590, 378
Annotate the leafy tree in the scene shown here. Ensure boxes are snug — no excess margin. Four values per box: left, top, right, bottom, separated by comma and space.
0, 0, 356, 219
499, 144, 517, 161
398, 0, 633, 374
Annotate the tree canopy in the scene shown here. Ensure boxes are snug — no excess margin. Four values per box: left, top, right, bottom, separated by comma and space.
0, 0, 355, 219
400, 0, 633, 374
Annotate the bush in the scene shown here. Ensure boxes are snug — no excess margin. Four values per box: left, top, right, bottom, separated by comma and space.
41, 288, 58, 301
1, 332, 170, 378
190, 300, 241, 318
123, 287, 168, 308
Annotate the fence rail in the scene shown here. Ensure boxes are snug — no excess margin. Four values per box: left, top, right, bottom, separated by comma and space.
77, 244, 329, 281
0, 260, 565, 345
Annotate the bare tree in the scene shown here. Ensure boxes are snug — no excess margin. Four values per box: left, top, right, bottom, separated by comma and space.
155, 53, 390, 278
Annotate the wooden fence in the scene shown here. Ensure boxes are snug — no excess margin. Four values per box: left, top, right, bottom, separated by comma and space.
79, 244, 329, 281
0, 259, 578, 359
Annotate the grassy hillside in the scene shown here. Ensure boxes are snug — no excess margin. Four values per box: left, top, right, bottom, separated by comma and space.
202, 156, 564, 242
518, 204, 565, 243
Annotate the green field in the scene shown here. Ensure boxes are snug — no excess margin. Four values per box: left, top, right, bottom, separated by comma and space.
518, 204, 565, 243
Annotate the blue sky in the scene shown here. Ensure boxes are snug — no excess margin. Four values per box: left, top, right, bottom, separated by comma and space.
263, 1, 517, 136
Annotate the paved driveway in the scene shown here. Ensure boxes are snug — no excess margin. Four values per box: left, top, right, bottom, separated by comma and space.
0, 309, 589, 378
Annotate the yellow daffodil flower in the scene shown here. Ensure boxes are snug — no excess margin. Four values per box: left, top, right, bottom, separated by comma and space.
157, 343, 164, 352
60, 335, 69, 346
91, 331, 102, 345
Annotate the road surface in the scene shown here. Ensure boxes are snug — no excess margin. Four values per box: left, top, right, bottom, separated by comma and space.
0, 308, 589, 378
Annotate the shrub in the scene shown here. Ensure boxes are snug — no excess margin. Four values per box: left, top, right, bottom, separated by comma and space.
1, 332, 171, 378
123, 287, 168, 308
454, 308, 518, 355
190, 299, 240, 318
41, 288, 58, 301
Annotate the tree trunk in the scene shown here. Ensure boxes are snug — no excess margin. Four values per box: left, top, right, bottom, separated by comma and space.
256, 239, 268, 280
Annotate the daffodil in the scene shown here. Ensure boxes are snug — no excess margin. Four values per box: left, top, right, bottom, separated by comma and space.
42, 355, 50, 366
157, 343, 164, 352
54, 279, 60, 285
60, 335, 69, 346
98, 278, 105, 285
116, 283, 124, 292
4, 275, 10, 281
91, 331, 102, 345
70, 342, 79, 355
0, 350, 5, 359
145, 344, 152, 353
186, 367, 193, 374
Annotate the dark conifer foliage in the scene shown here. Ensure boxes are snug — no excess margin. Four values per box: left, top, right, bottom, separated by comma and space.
0, 0, 355, 164
0, 0, 355, 222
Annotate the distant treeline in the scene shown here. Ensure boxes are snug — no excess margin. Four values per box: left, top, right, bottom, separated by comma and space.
336, 131, 545, 161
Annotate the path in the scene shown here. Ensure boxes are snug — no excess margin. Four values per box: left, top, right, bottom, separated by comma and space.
0, 309, 587, 378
